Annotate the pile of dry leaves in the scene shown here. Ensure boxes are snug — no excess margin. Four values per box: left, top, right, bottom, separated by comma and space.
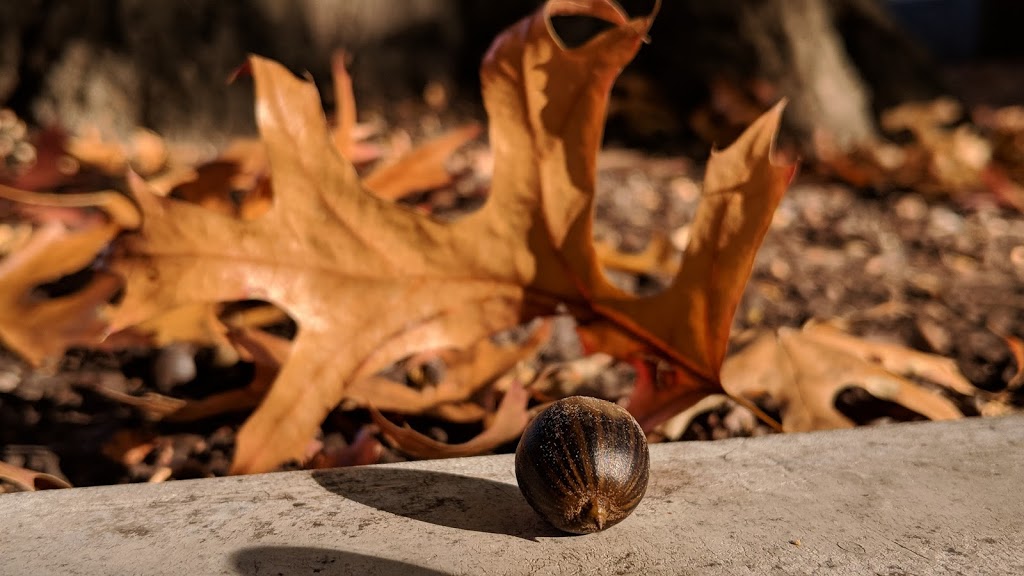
1, 0, 1022, 491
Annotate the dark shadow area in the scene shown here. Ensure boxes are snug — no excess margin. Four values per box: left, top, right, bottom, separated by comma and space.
311, 467, 567, 541
232, 546, 450, 576
834, 386, 930, 425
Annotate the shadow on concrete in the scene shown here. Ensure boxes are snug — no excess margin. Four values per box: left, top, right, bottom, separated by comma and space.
311, 467, 566, 541
231, 546, 449, 576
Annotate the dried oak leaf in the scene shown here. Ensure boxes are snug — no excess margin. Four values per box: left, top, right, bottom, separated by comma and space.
722, 323, 973, 432
106, 0, 790, 473
579, 97, 793, 431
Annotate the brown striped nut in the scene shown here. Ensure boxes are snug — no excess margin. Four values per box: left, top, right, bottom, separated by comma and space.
515, 396, 649, 534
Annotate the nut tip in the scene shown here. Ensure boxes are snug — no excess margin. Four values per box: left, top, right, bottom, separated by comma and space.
586, 499, 608, 531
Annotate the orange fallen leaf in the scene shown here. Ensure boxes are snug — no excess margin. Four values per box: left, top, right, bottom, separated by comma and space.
100, 4, 642, 473
597, 101, 793, 430
656, 394, 731, 441
5, 1, 790, 473
107, 1, 789, 472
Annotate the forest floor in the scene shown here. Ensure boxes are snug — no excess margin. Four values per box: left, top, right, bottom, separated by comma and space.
1, 64, 1023, 490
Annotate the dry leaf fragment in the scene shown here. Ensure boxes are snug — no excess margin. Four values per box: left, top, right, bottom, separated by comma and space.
101, 429, 159, 468
0, 222, 33, 257
817, 97, 1021, 206
308, 426, 383, 469
594, 232, 679, 277
346, 320, 552, 414
66, 126, 168, 177
0, 185, 140, 230
371, 379, 532, 459
1001, 335, 1024, 392
0, 460, 71, 491
88, 384, 188, 420
656, 394, 731, 441
363, 124, 482, 201
801, 321, 976, 396
162, 327, 289, 422
530, 353, 615, 401
104, 303, 230, 351
0, 186, 141, 366
331, 50, 482, 201
168, 139, 272, 219
330, 51, 384, 166
0, 219, 121, 367
722, 324, 971, 432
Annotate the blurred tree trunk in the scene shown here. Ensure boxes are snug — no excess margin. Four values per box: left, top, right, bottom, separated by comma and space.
0, 0, 460, 145
0, 0, 947, 154
628, 0, 947, 153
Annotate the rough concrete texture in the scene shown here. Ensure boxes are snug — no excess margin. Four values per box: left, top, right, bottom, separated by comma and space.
1, 416, 1022, 575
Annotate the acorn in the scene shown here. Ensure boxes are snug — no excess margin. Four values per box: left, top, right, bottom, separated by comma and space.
515, 396, 650, 534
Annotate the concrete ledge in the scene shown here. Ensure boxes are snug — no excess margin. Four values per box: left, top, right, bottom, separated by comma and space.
2, 416, 1022, 575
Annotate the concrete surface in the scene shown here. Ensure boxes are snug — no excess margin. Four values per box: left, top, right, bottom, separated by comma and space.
1, 416, 1022, 575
